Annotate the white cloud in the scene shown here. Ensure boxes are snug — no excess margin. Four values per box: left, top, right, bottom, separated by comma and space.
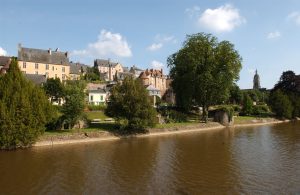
150, 60, 164, 69
267, 31, 281, 39
287, 12, 300, 25
185, 6, 201, 18
147, 34, 177, 51
198, 4, 245, 32
72, 30, 132, 58
0, 47, 7, 56
147, 43, 163, 51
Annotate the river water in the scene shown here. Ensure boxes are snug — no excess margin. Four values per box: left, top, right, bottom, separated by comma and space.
0, 122, 300, 194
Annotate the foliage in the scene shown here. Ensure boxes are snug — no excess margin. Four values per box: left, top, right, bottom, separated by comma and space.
83, 66, 101, 81
42, 78, 64, 103
269, 90, 293, 119
252, 105, 271, 117
61, 80, 86, 129
215, 105, 234, 121
87, 103, 106, 111
228, 84, 243, 104
241, 93, 253, 115
0, 59, 54, 149
270, 70, 300, 118
168, 33, 242, 122
105, 77, 156, 132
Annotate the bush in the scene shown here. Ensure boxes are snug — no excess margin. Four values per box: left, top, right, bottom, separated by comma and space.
168, 110, 188, 122
88, 104, 106, 111
106, 77, 156, 132
252, 105, 271, 116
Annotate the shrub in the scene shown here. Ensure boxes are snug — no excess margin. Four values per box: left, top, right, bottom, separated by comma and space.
252, 105, 271, 116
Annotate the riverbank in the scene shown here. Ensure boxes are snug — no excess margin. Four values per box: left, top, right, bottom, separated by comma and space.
34, 117, 291, 147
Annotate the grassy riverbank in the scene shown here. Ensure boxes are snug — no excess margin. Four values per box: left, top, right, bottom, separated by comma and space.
37, 115, 290, 147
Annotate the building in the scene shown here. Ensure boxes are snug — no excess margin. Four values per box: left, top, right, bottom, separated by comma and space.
129, 65, 144, 78
94, 59, 123, 81
253, 69, 261, 90
18, 44, 70, 81
25, 74, 47, 85
139, 68, 167, 96
88, 88, 107, 105
145, 85, 161, 106
0, 56, 11, 74
69, 62, 88, 80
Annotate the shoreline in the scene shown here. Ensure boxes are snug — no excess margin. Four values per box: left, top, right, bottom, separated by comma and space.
34, 119, 291, 147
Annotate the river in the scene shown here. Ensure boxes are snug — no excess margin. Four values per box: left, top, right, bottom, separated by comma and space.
0, 122, 300, 194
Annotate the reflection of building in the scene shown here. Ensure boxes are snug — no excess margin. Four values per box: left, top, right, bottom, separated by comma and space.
253, 69, 261, 90
139, 69, 167, 96
18, 44, 70, 81
94, 59, 123, 81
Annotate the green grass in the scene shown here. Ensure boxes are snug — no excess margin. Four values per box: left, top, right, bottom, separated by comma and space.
155, 121, 200, 129
234, 116, 271, 124
85, 111, 108, 120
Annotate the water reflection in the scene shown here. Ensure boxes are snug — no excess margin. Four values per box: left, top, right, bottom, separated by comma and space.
0, 122, 299, 194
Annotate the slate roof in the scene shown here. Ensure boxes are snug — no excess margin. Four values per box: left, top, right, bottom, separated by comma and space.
145, 85, 160, 91
89, 88, 106, 94
0, 56, 11, 66
18, 46, 69, 65
25, 74, 46, 85
69, 62, 88, 74
94, 59, 119, 67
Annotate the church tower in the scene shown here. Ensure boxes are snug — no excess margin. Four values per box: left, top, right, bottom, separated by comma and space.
253, 69, 261, 90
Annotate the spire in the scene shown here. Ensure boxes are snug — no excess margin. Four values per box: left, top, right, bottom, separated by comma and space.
253, 69, 261, 90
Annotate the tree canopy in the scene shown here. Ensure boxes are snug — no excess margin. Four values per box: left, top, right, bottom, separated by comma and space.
0, 59, 54, 149
106, 76, 156, 132
43, 78, 64, 103
61, 80, 86, 129
269, 70, 300, 118
168, 33, 242, 121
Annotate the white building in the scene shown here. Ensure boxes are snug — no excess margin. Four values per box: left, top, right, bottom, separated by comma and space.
88, 88, 107, 105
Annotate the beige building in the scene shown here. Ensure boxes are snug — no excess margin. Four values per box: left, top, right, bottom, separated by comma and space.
94, 59, 123, 81
139, 69, 167, 96
18, 44, 70, 81
69, 62, 88, 80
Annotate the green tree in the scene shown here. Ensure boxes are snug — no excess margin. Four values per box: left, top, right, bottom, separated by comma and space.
0, 59, 54, 149
61, 80, 86, 129
43, 78, 64, 103
269, 90, 293, 119
242, 93, 253, 115
106, 76, 156, 132
168, 33, 242, 121
83, 66, 101, 81
228, 84, 243, 104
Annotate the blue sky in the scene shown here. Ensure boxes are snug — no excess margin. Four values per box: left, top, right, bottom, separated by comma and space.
1, 0, 300, 89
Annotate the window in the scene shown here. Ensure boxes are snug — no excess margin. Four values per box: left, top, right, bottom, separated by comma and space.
35, 71, 38, 75
46, 64, 49, 70
35, 63, 39, 69
23, 62, 26, 69
90, 95, 93, 101
62, 67, 65, 72
100, 95, 103, 101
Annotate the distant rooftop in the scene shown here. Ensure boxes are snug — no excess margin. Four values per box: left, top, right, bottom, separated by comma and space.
69, 62, 89, 74
25, 74, 46, 85
94, 59, 119, 67
18, 44, 69, 66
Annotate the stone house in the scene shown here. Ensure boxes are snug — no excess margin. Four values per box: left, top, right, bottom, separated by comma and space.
139, 68, 167, 96
88, 88, 107, 105
17, 44, 70, 81
69, 62, 88, 80
94, 59, 123, 81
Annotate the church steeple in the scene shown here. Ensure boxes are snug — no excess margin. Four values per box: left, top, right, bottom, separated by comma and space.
253, 69, 261, 90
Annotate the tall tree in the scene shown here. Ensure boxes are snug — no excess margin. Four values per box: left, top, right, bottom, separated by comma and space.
61, 80, 86, 129
0, 59, 54, 149
106, 76, 156, 132
43, 78, 64, 103
168, 33, 242, 121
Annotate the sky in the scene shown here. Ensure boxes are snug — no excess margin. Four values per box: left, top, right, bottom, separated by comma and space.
1, 0, 300, 89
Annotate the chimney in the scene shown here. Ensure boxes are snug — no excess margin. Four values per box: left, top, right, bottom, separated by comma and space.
48, 48, 52, 55
161, 68, 163, 75
65, 52, 68, 58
